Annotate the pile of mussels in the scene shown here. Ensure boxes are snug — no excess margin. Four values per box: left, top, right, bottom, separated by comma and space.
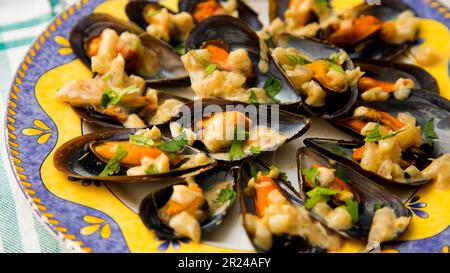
54, 0, 449, 253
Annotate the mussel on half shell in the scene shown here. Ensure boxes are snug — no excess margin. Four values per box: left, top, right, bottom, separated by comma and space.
53, 128, 217, 183
170, 99, 311, 161
272, 33, 359, 119
303, 137, 432, 186
139, 165, 237, 242
297, 147, 411, 243
178, 0, 263, 30
184, 15, 303, 106
70, 13, 189, 86
238, 159, 342, 252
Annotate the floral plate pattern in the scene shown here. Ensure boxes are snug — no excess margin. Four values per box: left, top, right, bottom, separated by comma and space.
4, 0, 450, 253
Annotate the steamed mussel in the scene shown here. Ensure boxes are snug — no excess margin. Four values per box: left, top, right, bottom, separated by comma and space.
70, 13, 189, 85
265, 0, 420, 60
330, 89, 450, 186
297, 147, 411, 249
271, 33, 361, 118
139, 166, 237, 242
170, 99, 311, 161
182, 15, 302, 106
54, 126, 216, 183
126, 0, 262, 48
238, 159, 342, 252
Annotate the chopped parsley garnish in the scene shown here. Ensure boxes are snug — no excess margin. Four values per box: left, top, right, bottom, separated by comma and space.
342, 199, 359, 224
249, 90, 258, 104
129, 135, 154, 147
335, 168, 351, 184
305, 195, 329, 209
324, 59, 345, 73
229, 127, 248, 160
215, 188, 237, 204
229, 140, 245, 160
302, 167, 319, 186
193, 53, 217, 74
204, 63, 217, 74
287, 55, 311, 66
331, 145, 347, 156
157, 133, 188, 153
101, 85, 140, 108
145, 164, 159, 175
306, 187, 338, 198
98, 144, 128, 177
330, 52, 342, 64
175, 43, 185, 55
424, 118, 439, 146
279, 171, 288, 181
374, 202, 385, 212
364, 122, 405, 142
263, 76, 282, 103
78, 152, 90, 161
250, 146, 261, 155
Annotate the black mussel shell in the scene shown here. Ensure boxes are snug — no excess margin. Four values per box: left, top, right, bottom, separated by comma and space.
185, 15, 303, 106
343, 0, 418, 60
354, 59, 439, 94
269, 0, 331, 22
238, 159, 330, 253
171, 98, 311, 161
54, 128, 216, 183
74, 91, 191, 128
70, 13, 189, 86
272, 33, 358, 119
303, 138, 432, 186
332, 89, 450, 156
139, 165, 237, 241
178, 0, 263, 30
297, 147, 411, 240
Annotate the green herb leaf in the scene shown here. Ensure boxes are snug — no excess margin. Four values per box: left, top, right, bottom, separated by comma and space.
101, 85, 140, 108
330, 52, 342, 64
175, 43, 185, 55
364, 122, 405, 142
205, 63, 217, 74
302, 167, 319, 186
229, 140, 245, 160
215, 188, 237, 204
101, 73, 112, 82
424, 118, 439, 146
306, 187, 338, 198
157, 133, 188, 153
373, 202, 385, 212
335, 168, 351, 184
250, 146, 261, 155
305, 195, 329, 209
343, 199, 359, 224
98, 144, 128, 177
287, 55, 311, 66
249, 90, 258, 104
263, 76, 282, 103
145, 164, 159, 175
129, 135, 154, 147
324, 59, 345, 73
279, 172, 288, 181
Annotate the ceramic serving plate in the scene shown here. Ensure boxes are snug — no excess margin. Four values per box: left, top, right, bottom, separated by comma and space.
4, 0, 450, 253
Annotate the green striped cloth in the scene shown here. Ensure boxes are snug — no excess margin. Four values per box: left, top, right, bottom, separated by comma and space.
0, 0, 78, 253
